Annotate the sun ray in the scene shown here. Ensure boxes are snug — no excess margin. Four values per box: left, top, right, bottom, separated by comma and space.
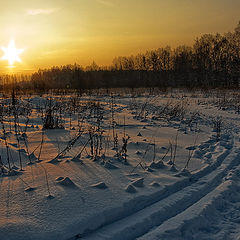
1, 40, 24, 66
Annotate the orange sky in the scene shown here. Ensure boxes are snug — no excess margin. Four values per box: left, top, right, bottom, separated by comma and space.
0, 0, 240, 73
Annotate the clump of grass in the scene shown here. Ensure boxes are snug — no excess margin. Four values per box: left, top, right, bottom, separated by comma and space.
212, 116, 223, 142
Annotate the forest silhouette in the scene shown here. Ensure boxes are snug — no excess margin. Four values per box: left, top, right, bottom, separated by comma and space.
1, 22, 240, 92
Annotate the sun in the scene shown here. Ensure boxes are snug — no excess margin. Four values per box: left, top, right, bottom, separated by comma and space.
1, 40, 24, 66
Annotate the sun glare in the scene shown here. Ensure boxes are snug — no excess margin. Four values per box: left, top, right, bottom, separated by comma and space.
1, 40, 24, 66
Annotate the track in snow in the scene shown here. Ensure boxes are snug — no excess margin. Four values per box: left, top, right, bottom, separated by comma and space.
137, 164, 240, 240
67, 137, 240, 240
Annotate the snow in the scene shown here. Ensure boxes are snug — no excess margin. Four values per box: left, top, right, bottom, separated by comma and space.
125, 184, 137, 193
131, 177, 144, 188
56, 177, 76, 187
91, 182, 108, 189
0, 90, 240, 240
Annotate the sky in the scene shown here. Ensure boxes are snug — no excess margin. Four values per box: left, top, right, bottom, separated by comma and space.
0, 0, 239, 73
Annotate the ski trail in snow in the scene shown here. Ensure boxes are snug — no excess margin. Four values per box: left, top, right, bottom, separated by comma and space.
67, 137, 239, 240
138, 164, 240, 240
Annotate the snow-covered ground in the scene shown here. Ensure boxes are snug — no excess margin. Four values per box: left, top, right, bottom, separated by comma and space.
0, 89, 240, 240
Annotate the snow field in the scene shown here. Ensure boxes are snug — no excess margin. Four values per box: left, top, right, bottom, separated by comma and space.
0, 90, 240, 240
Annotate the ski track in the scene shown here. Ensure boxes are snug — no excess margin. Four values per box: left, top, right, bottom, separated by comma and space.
67, 136, 239, 240
137, 165, 240, 240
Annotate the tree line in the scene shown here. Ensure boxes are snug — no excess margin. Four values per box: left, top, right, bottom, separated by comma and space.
1, 22, 240, 91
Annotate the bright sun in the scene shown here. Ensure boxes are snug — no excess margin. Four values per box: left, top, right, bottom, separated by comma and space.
1, 40, 24, 66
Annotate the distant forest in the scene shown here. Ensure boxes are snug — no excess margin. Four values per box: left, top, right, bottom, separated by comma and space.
1, 22, 240, 91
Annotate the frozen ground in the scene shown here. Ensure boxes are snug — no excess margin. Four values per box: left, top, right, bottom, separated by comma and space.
0, 89, 240, 240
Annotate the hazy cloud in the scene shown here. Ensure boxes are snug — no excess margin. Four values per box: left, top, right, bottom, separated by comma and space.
96, 0, 116, 7
26, 8, 60, 16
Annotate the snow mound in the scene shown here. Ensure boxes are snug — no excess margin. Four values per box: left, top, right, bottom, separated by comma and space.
170, 165, 178, 172
125, 184, 137, 193
193, 149, 204, 158
149, 160, 165, 169
29, 152, 38, 161
47, 195, 55, 199
25, 187, 36, 192
167, 159, 174, 165
175, 168, 191, 177
56, 177, 76, 187
146, 167, 154, 172
186, 146, 196, 151
132, 177, 144, 187
56, 176, 64, 181
91, 182, 108, 189
6, 169, 22, 176
150, 181, 161, 187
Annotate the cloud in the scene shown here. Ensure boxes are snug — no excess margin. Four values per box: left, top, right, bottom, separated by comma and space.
96, 0, 116, 7
26, 8, 59, 16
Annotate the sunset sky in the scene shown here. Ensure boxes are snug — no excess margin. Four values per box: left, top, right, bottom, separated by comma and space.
0, 0, 239, 73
